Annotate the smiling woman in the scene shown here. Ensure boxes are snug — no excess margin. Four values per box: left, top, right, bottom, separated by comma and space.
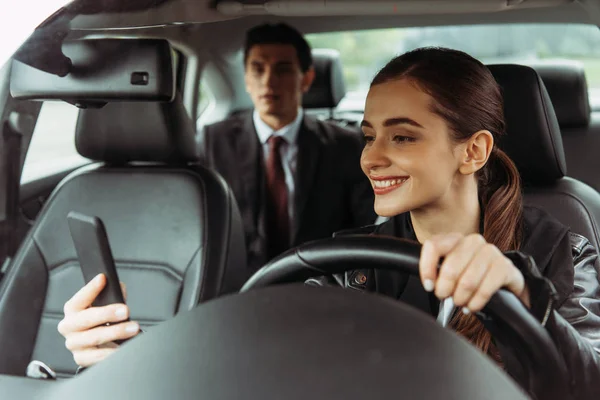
2, 0, 600, 398
361, 47, 521, 360
347, 46, 600, 398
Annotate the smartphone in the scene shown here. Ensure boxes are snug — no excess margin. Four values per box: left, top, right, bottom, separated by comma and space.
67, 211, 127, 309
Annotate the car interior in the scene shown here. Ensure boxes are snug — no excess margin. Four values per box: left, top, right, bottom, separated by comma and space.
0, 0, 600, 399
1, 38, 247, 378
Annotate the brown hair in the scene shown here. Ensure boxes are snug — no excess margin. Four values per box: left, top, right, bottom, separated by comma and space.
371, 47, 523, 362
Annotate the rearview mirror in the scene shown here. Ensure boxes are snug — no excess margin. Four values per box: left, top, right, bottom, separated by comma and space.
10, 38, 174, 107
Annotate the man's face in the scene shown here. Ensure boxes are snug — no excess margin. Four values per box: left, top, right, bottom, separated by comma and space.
244, 44, 314, 121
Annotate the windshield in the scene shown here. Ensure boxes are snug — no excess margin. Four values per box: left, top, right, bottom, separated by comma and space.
0, 0, 70, 66
306, 23, 600, 111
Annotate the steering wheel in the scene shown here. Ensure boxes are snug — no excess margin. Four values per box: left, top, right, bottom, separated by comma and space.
241, 235, 570, 400
4, 235, 572, 400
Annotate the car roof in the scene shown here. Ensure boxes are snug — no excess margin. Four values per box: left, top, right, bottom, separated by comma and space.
69, 0, 595, 33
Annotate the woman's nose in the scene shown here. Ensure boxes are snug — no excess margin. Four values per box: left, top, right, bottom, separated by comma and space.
361, 140, 391, 171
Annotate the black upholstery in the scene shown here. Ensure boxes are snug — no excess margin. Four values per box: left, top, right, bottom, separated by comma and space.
0, 95, 246, 377
302, 49, 346, 109
489, 64, 600, 250
561, 114, 600, 193
532, 61, 591, 129
532, 62, 600, 194
488, 64, 566, 186
76, 94, 197, 163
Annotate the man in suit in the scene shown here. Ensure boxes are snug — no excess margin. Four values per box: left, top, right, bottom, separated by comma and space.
199, 23, 376, 287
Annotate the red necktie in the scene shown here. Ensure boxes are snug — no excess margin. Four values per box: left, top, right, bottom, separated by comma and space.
265, 135, 290, 258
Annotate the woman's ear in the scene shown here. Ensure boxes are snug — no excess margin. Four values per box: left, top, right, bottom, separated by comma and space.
458, 130, 494, 175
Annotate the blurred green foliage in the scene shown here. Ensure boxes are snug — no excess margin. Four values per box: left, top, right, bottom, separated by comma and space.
307, 24, 600, 92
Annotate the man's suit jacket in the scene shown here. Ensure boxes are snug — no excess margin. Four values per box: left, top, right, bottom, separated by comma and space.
199, 111, 376, 288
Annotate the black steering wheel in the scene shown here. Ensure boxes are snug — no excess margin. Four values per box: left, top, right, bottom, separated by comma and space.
241, 235, 570, 400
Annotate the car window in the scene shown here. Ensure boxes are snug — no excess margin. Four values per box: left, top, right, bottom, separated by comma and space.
20, 48, 185, 185
21, 101, 89, 184
306, 23, 600, 111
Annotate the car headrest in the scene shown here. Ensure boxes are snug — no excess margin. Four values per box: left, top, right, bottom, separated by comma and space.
75, 94, 198, 163
532, 61, 591, 129
302, 49, 346, 109
488, 64, 567, 186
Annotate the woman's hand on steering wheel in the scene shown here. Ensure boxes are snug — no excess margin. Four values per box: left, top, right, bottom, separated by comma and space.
419, 233, 531, 314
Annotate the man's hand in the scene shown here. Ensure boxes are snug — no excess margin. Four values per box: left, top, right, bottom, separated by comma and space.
57, 274, 140, 367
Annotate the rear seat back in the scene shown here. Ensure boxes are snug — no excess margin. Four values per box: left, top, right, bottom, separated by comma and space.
532, 62, 600, 191
532, 61, 591, 129
302, 49, 363, 128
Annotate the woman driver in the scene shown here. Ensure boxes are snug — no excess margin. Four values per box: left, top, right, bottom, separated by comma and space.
58, 47, 599, 399
353, 47, 600, 399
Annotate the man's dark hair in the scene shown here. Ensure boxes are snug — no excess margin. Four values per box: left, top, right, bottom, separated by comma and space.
244, 23, 313, 73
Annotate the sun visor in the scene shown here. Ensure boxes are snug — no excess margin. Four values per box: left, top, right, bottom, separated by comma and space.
216, 0, 572, 16
10, 38, 174, 106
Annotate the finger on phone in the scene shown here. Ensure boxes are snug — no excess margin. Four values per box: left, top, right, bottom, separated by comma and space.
64, 274, 106, 315
58, 303, 130, 335
65, 321, 140, 351
73, 347, 118, 368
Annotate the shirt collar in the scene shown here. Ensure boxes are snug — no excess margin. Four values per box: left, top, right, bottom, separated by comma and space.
253, 108, 304, 145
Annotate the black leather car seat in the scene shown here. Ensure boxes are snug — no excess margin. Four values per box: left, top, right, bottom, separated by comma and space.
303, 49, 346, 111
531, 62, 600, 193
532, 61, 591, 130
302, 49, 359, 127
489, 64, 600, 250
0, 94, 246, 377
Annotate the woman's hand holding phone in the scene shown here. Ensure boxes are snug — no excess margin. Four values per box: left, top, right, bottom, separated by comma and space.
57, 274, 140, 368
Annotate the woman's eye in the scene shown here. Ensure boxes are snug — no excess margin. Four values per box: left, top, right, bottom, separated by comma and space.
362, 135, 375, 145
393, 135, 415, 143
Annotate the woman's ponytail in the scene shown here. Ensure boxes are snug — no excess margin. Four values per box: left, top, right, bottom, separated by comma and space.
449, 147, 523, 363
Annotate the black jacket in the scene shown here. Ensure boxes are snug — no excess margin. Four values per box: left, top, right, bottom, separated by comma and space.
198, 111, 376, 289
328, 206, 600, 399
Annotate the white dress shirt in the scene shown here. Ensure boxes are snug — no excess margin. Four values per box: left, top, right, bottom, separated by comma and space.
253, 109, 304, 237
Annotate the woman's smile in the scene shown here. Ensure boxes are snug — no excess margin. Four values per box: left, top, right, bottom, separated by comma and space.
370, 176, 410, 195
